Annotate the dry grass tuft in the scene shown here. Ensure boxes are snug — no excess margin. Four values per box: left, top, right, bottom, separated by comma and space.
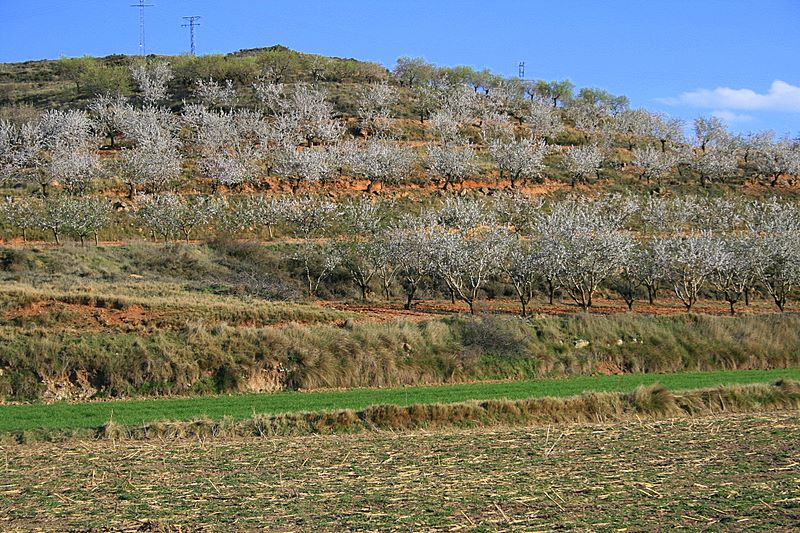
85, 380, 800, 441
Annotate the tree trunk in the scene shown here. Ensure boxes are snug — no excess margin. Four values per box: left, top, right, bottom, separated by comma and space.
728, 300, 736, 315
52, 229, 60, 245
404, 285, 416, 310
127, 182, 136, 200
79, 235, 85, 247
94, 232, 100, 246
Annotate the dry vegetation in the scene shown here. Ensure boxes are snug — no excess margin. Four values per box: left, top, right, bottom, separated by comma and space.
1, 411, 797, 531
93, 380, 800, 440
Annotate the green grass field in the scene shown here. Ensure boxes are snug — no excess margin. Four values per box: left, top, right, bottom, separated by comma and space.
2, 368, 798, 433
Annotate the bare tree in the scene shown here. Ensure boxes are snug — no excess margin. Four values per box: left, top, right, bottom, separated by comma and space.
11, 110, 95, 196
751, 137, 800, 187
632, 145, 677, 185
135, 193, 217, 243
429, 226, 506, 314
63, 196, 110, 246
194, 77, 238, 110
357, 81, 396, 138
348, 139, 415, 193
49, 144, 101, 196
232, 194, 286, 239
384, 221, 436, 309
130, 61, 173, 106
36, 197, 71, 244
88, 93, 130, 148
282, 196, 338, 240
274, 146, 336, 194
747, 199, 800, 311
525, 98, 563, 140
708, 234, 759, 314
534, 199, 634, 310
562, 144, 603, 187
655, 233, 725, 312
426, 142, 476, 190
281, 83, 342, 147
0, 197, 37, 241
500, 236, 538, 316
489, 137, 549, 188
692, 145, 738, 187
195, 109, 263, 192
694, 116, 728, 154
252, 79, 285, 115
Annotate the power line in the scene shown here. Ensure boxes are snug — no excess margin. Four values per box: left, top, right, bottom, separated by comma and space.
182, 16, 201, 56
130, 0, 154, 55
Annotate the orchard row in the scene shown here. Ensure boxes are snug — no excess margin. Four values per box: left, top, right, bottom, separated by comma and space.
3, 193, 799, 315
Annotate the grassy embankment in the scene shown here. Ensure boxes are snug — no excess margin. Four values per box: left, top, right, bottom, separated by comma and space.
2, 243, 800, 402
1, 370, 798, 439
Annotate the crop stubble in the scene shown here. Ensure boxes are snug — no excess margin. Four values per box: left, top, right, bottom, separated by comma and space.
0, 412, 798, 531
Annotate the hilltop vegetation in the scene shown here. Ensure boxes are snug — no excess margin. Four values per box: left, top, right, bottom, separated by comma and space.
1, 46, 800, 402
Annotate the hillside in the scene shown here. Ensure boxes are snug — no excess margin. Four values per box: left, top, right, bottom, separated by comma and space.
0, 45, 387, 114
1, 45, 800, 403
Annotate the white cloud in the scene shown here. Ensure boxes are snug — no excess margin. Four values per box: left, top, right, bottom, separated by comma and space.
711, 110, 754, 123
659, 80, 800, 112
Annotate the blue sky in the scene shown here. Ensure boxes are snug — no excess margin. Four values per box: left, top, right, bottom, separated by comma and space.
1, 0, 798, 137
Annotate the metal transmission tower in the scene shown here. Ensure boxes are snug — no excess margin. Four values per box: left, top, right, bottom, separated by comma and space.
130, 0, 154, 55
182, 16, 201, 55
518, 61, 525, 79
